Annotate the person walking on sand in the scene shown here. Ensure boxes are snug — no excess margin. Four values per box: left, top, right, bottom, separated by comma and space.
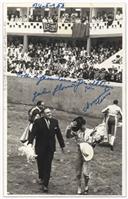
65, 116, 103, 195
102, 99, 122, 151
27, 107, 65, 193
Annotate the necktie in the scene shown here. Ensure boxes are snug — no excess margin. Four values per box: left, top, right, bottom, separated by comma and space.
45, 119, 50, 129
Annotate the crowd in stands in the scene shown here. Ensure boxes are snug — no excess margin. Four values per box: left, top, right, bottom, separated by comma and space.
91, 10, 122, 28
59, 13, 89, 24
7, 14, 30, 22
7, 14, 58, 23
7, 40, 122, 83
7, 14, 89, 24
29, 15, 58, 23
7, 9, 122, 25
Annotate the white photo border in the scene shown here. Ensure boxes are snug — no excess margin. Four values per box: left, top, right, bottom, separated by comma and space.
1, 0, 127, 198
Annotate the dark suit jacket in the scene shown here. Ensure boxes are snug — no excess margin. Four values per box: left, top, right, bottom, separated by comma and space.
28, 117, 65, 154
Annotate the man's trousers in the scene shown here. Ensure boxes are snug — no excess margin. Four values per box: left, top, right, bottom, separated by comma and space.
36, 149, 54, 187
106, 115, 117, 146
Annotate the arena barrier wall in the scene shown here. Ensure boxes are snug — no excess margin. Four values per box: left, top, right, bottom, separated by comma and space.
7, 76, 122, 118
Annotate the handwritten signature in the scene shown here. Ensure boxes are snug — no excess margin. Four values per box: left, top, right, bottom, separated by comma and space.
16, 73, 113, 113
32, 88, 51, 102
32, 80, 89, 102
32, 77, 113, 112
83, 87, 112, 112
36, 75, 73, 85
32, 78, 111, 102
52, 80, 87, 96
32, 2, 64, 8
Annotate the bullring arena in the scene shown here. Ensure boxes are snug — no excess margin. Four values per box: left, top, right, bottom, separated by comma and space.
7, 75, 122, 195
6, 2, 124, 196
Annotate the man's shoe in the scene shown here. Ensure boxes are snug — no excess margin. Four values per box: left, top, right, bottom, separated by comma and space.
43, 186, 48, 193
83, 187, 89, 195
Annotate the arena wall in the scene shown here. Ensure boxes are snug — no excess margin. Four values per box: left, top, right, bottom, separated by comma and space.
7, 76, 122, 118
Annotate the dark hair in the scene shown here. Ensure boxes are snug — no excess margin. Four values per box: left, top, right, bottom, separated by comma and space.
37, 101, 43, 106
113, 100, 118, 105
72, 116, 86, 132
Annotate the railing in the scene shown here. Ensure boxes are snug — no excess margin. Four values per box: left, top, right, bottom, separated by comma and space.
90, 20, 122, 29
6, 21, 73, 35
7, 20, 122, 36
90, 20, 122, 36
94, 49, 123, 71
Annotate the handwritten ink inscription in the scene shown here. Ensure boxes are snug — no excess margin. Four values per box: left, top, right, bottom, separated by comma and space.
16, 74, 113, 113
32, 2, 64, 8
82, 87, 112, 112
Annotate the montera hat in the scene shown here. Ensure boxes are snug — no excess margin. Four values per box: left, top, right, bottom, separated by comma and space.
79, 142, 94, 161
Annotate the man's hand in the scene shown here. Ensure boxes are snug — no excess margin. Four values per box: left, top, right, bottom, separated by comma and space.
67, 121, 77, 129
70, 121, 77, 128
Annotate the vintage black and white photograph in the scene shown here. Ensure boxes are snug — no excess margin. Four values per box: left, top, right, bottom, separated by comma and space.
4, 0, 126, 196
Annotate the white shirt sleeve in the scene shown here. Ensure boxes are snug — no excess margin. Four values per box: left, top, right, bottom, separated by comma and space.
101, 106, 109, 113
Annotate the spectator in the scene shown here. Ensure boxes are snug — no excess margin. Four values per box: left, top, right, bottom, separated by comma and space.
107, 13, 114, 27
10, 14, 15, 22
42, 17, 48, 23
22, 15, 28, 22
115, 10, 123, 21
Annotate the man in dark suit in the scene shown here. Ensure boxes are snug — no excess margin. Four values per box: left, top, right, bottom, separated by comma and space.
27, 107, 65, 193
